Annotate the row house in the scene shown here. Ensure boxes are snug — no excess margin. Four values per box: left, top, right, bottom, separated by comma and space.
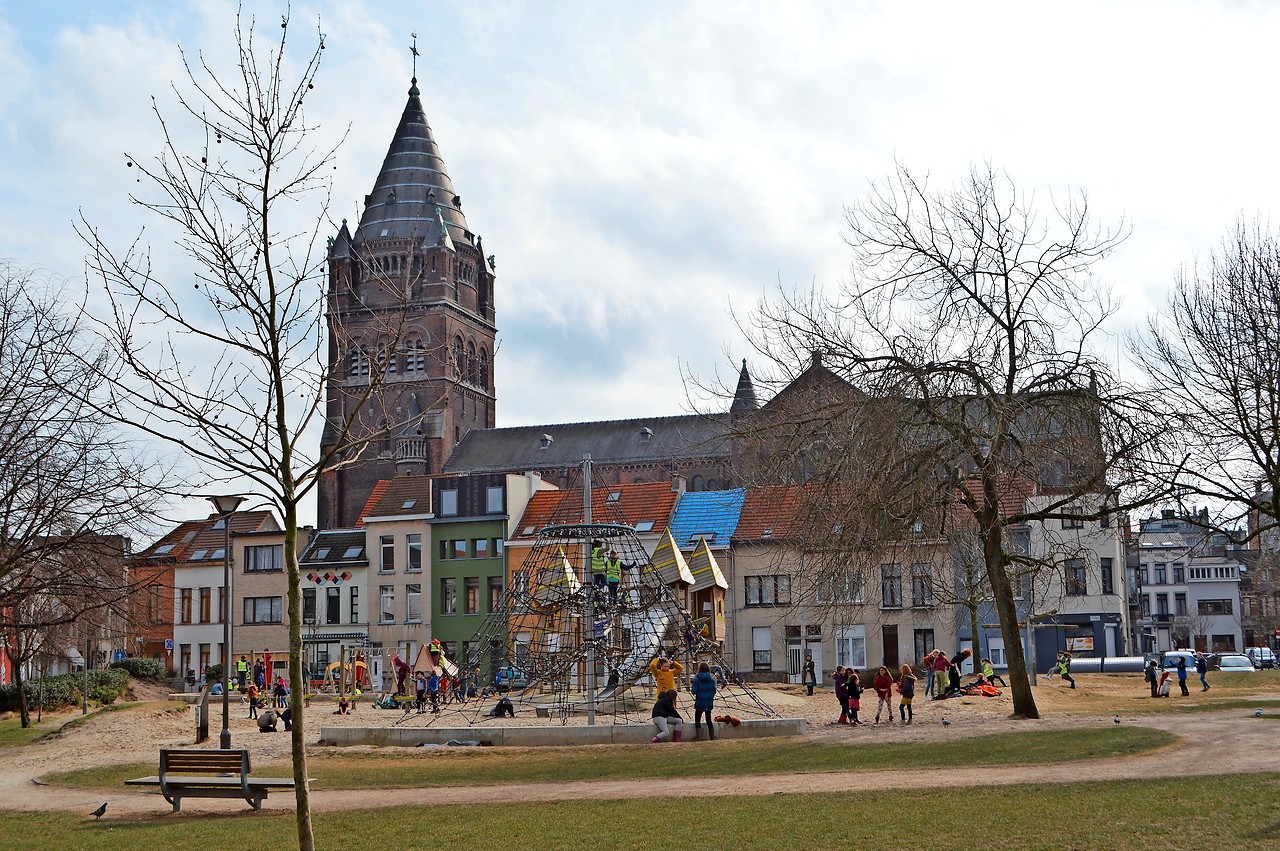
132, 510, 280, 679
1128, 509, 1245, 654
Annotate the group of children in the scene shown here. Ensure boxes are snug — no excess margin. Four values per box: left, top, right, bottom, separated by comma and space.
832, 664, 918, 725
649, 657, 719, 743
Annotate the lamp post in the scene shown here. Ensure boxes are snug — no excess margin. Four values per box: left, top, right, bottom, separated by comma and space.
206, 494, 246, 749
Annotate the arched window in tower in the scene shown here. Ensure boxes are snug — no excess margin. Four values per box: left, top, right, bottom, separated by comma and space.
466, 342, 477, 385
690, 475, 704, 492
478, 348, 489, 390
451, 336, 464, 379
348, 348, 371, 378
403, 340, 425, 373
377, 419, 392, 457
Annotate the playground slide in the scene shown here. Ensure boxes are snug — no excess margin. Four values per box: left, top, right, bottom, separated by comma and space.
595, 598, 682, 701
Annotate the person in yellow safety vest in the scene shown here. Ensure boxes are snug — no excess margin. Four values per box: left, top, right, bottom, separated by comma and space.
590, 540, 607, 586
605, 548, 627, 606
235, 655, 250, 691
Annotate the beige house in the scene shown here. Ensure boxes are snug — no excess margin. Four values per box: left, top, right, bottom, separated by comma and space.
232, 526, 314, 685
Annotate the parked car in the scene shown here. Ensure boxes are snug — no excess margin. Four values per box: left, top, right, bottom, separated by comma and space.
1245, 647, 1276, 669
1159, 650, 1200, 671
1215, 654, 1256, 673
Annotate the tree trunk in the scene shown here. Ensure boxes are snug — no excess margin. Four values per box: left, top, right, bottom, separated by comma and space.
283, 504, 315, 851
983, 520, 1040, 719
11, 649, 30, 728
969, 603, 981, 679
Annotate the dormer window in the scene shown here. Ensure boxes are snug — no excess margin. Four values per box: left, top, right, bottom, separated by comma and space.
639, 427, 653, 444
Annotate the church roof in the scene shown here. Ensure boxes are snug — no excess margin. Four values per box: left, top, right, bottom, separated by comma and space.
354, 78, 472, 245
443, 414, 731, 474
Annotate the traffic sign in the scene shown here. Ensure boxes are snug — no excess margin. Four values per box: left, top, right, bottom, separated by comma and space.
164, 638, 174, 650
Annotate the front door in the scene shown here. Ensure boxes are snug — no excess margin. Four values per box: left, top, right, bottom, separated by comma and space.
881, 625, 899, 668
805, 643, 823, 685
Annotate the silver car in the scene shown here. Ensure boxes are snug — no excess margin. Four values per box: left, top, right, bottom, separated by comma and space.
1215, 654, 1257, 673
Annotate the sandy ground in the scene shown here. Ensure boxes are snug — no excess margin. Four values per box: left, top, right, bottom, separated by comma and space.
3, 674, 1278, 820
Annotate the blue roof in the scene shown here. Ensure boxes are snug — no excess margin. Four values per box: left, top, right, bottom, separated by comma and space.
668, 489, 745, 550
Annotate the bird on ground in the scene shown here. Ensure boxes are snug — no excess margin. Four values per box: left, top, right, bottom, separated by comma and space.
91, 802, 107, 820
1255, 709, 1264, 718
941, 718, 951, 727
1114, 715, 1121, 724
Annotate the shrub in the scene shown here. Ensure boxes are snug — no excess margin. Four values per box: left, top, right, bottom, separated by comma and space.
0, 668, 128, 713
109, 657, 165, 681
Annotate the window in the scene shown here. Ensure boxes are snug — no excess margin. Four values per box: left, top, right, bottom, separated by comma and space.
988, 636, 1006, 667
1211, 634, 1238, 652
190, 549, 207, 561
148, 586, 163, 623
488, 576, 504, 612
911, 563, 933, 607
348, 348, 370, 377
752, 626, 772, 671
441, 578, 457, 615
198, 587, 212, 623
243, 597, 282, 624
350, 586, 360, 624
913, 629, 935, 665
244, 544, 283, 573
1197, 599, 1233, 615
343, 545, 363, 559
745, 574, 790, 607
403, 340, 425, 372
303, 588, 316, 622
880, 564, 902, 608
1175, 592, 1187, 615
817, 573, 865, 605
605, 490, 622, 504
440, 489, 458, 516
835, 625, 866, 669
1062, 508, 1084, 529
379, 586, 395, 623
1140, 565, 1150, 585
634, 520, 655, 533
1173, 563, 1185, 583
486, 486, 504, 513
380, 535, 395, 572
464, 577, 479, 614
1100, 558, 1114, 595
1154, 563, 1167, 584
494, 538, 505, 556
1156, 593, 1169, 615
1189, 566, 1211, 580
326, 587, 341, 624
179, 588, 192, 624
406, 534, 422, 572
1065, 559, 1087, 596
472, 538, 489, 558
406, 584, 422, 622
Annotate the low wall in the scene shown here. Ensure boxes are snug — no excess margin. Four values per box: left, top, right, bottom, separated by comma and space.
319, 716, 807, 748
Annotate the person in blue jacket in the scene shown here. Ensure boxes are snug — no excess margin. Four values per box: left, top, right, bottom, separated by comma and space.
690, 661, 718, 740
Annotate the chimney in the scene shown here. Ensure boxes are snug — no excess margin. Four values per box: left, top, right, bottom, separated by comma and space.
671, 473, 686, 494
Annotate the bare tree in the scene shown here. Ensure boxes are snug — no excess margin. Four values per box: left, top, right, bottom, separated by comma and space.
0, 262, 161, 726
735, 163, 1165, 718
1134, 217, 1280, 540
73, 13, 427, 850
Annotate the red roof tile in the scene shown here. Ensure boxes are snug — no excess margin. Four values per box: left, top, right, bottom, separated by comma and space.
512, 482, 679, 538
733, 486, 808, 541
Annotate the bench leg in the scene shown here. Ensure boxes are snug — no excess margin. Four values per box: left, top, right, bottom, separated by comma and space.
248, 791, 265, 810
170, 795, 182, 813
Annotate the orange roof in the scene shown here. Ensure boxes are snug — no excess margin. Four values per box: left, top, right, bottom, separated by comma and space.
733, 486, 808, 541
136, 510, 279, 563
358, 477, 434, 525
355, 480, 392, 527
512, 481, 679, 539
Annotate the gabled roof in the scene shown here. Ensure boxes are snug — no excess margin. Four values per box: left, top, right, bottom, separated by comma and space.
733, 486, 807, 542
359, 477, 434, 524
299, 529, 369, 566
352, 79, 472, 246
650, 529, 696, 586
136, 511, 279, 564
668, 489, 745, 550
686, 537, 728, 591
511, 482, 680, 540
443, 414, 731, 475
531, 547, 581, 604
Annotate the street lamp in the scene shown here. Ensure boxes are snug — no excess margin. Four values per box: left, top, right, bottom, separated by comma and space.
206, 494, 246, 749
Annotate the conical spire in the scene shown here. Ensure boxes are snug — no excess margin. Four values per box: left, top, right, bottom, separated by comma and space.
730, 359, 760, 415
356, 78, 470, 244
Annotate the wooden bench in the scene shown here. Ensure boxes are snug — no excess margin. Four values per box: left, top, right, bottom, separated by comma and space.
125, 748, 297, 812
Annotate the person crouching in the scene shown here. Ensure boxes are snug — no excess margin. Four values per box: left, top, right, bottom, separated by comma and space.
650, 689, 684, 743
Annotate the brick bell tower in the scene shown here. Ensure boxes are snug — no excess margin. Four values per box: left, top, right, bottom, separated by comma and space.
318, 76, 497, 529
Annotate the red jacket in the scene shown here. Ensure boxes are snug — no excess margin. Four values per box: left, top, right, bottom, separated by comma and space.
872, 671, 894, 698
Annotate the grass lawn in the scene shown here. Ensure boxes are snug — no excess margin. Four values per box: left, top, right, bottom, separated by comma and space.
45, 726, 1173, 790
5, 772, 1279, 850
0, 715, 69, 748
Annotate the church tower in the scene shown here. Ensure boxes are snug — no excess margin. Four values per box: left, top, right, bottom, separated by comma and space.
318, 77, 497, 529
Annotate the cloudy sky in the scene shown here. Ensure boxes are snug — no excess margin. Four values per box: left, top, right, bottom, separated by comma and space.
3, 0, 1278, 519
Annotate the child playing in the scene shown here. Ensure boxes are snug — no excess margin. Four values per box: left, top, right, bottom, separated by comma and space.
872, 666, 894, 723
847, 669, 863, 726
897, 664, 916, 724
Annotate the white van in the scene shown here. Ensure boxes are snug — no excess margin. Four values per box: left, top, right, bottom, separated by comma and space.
1160, 650, 1199, 672
1245, 647, 1276, 669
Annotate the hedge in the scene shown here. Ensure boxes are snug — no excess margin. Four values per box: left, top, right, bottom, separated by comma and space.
109, 657, 166, 681
0, 668, 128, 712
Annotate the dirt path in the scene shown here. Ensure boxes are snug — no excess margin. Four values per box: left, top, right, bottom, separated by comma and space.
2, 680, 1275, 820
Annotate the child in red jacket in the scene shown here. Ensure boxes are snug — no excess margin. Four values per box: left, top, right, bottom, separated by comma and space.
872, 666, 894, 723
